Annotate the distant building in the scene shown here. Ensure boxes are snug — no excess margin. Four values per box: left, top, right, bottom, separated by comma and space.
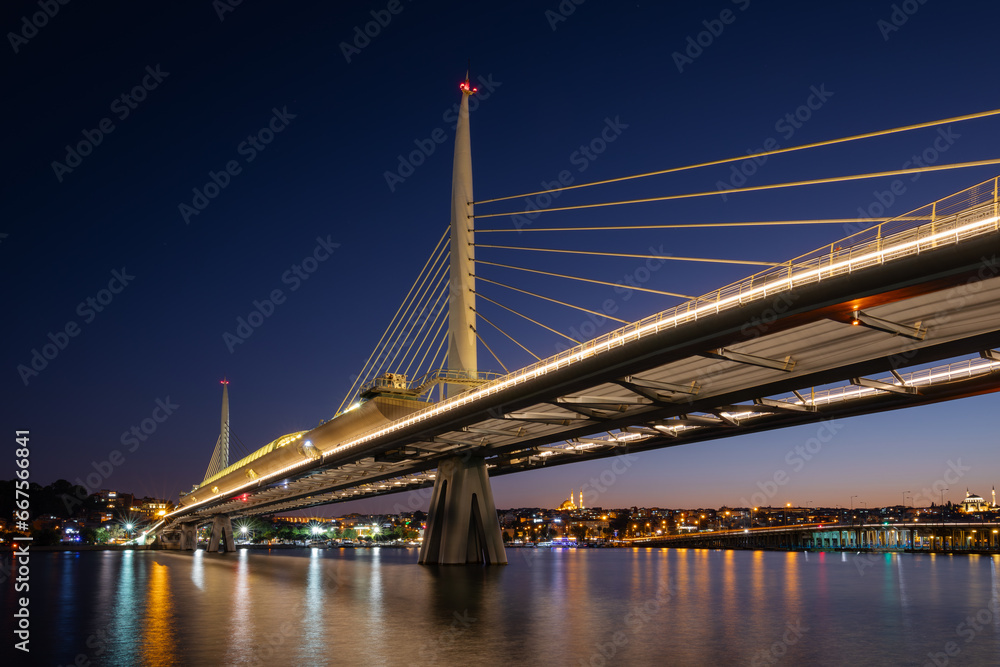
557, 490, 584, 511
61, 519, 86, 542
960, 488, 994, 513
274, 515, 336, 524
98, 489, 133, 514
31, 515, 62, 531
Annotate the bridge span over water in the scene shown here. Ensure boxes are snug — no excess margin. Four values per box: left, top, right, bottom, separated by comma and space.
150, 78, 1000, 565
626, 522, 1000, 553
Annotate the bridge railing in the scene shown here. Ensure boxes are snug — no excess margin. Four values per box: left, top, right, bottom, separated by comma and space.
331, 176, 1000, 454
792, 356, 1000, 408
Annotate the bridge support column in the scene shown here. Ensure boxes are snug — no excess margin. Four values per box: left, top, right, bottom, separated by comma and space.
419, 456, 507, 565
207, 515, 236, 553
180, 524, 198, 550
157, 528, 182, 550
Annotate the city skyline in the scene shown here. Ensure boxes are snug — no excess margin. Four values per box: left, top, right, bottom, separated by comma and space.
11, 475, 994, 526
5, 2, 1000, 514
8, 447, 996, 517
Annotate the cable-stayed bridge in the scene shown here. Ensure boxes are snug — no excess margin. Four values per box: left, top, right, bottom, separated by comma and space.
151, 77, 1000, 564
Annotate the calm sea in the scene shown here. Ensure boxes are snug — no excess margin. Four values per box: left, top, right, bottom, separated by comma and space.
5, 547, 1000, 666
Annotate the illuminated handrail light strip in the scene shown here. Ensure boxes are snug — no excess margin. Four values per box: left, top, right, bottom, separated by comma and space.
747, 357, 1000, 412
801, 357, 1000, 406
166, 198, 1000, 519
776, 359, 996, 411
705, 358, 1000, 417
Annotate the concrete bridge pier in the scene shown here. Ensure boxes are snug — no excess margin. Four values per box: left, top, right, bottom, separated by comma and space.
156, 523, 198, 550
418, 455, 507, 565
180, 524, 198, 550
207, 515, 236, 553
157, 528, 183, 550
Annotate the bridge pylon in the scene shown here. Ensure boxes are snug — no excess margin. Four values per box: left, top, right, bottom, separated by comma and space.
419, 73, 507, 565
201, 380, 231, 485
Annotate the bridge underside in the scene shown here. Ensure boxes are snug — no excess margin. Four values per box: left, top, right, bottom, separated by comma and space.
161, 231, 1000, 525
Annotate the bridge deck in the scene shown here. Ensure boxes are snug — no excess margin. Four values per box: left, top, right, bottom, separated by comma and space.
162, 189, 1000, 526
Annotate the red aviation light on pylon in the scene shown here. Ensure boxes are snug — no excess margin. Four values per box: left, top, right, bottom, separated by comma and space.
460, 80, 478, 94
220, 379, 229, 385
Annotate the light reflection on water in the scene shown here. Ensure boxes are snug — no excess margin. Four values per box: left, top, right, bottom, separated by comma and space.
141, 560, 175, 666
191, 548, 204, 591
107, 549, 137, 665
992, 558, 1000, 636
10, 548, 1000, 666
225, 549, 253, 664
298, 548, 326, 663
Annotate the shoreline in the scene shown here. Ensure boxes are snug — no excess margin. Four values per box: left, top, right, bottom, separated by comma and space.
14, 544, 1000, 556
623, 544, 1000, 556
15, 543, 420, 552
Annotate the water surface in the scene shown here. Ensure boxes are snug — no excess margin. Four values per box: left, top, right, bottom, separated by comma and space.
7, 547, 1000, 665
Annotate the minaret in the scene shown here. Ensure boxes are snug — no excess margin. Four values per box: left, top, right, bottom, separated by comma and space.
993, 486, 996, 508
446, 73, 478, 397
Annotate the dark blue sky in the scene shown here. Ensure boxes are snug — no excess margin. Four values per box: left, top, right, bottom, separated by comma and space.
4, 1, 999, 514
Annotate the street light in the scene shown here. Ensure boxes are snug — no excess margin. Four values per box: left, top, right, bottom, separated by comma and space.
850, 495, 858, 510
